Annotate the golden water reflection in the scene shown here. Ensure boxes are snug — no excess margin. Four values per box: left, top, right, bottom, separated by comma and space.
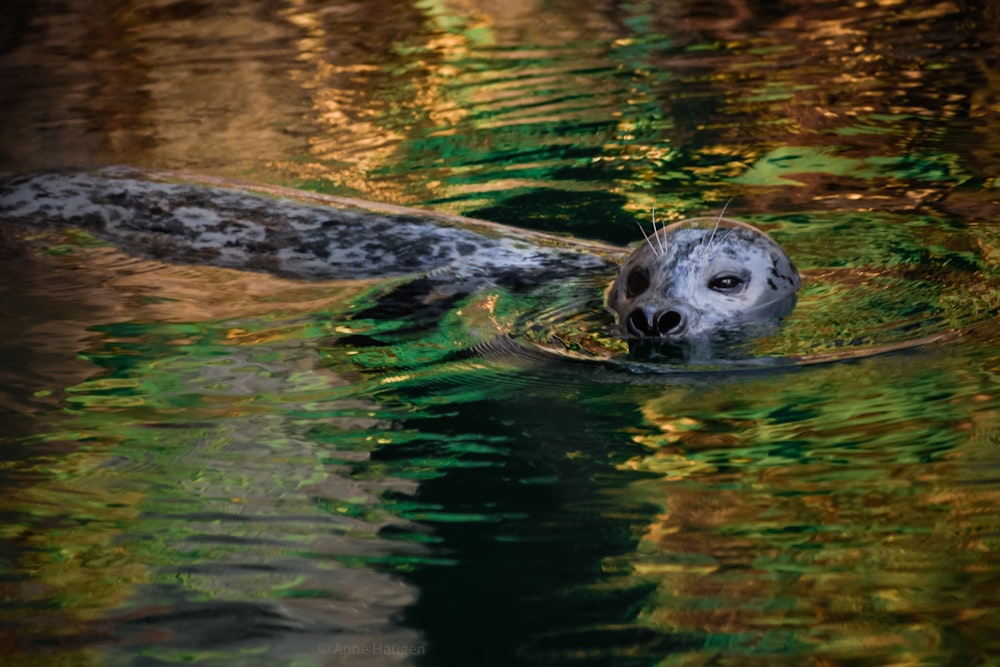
0, 230, 416, 665
5, 0, 997, 227
3, 1, 1000, 665
617, 354, 1000, 664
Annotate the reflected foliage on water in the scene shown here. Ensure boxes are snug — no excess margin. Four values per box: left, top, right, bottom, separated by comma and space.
2, 1, 1000, 666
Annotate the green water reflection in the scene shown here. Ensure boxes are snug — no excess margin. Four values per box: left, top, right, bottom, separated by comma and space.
3, 1, 1000, 666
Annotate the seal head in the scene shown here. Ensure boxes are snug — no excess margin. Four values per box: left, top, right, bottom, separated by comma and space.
606, 217, 800, 340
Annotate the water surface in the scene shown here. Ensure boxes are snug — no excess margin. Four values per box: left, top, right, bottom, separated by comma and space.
2, 1, 1000, 666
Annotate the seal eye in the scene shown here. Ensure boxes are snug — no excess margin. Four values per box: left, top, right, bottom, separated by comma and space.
708, 274, 745, 292
625, 267, 650, 299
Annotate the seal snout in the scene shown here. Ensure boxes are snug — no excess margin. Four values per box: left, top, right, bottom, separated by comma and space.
625, 305, 687, 339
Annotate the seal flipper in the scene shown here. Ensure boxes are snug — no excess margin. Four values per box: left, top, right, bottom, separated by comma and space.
0, 166, 619, 283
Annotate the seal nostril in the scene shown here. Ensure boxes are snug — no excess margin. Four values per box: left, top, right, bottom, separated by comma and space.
627, 308, 684, 338
656, 310, 682, 335
627, 309, 654, 336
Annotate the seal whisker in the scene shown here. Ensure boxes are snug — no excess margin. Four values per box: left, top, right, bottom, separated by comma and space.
718, 197, 733, 221
705, 198, 733, 252
652, 206, 665, 256
636, 220, 659, 257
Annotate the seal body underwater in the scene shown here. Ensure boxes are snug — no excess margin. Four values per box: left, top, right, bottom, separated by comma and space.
0, 167, 800, 348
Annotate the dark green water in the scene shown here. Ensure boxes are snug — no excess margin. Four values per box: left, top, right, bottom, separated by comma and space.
3, 1, 1000, 665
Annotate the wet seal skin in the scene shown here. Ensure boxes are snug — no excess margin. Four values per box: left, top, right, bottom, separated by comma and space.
0, 167, 800, 355
606, 217, 801, 342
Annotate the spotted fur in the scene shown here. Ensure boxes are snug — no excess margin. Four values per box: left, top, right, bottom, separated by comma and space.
606, 217, 800, 339
0, 167, 612, 282
1, 168, 800, 343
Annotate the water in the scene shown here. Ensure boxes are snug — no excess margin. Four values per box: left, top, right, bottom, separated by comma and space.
2, 1, 1000, 665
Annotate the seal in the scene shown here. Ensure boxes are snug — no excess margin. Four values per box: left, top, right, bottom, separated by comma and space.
0, 167, 800, 348
0, 167, 616, 282
606, 217, 800, 340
